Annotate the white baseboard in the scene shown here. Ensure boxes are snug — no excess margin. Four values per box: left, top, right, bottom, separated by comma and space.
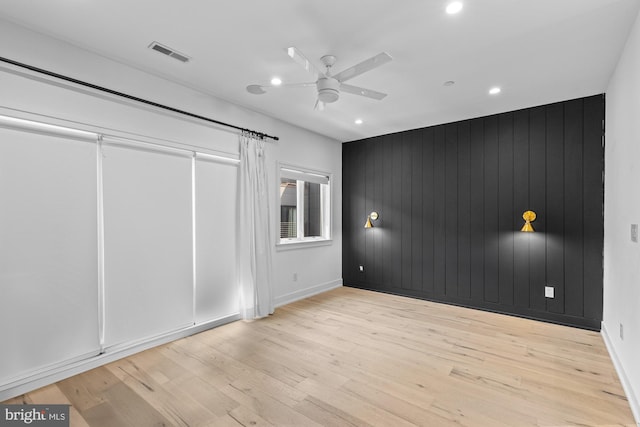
601, 321, 640, 426
274, 279, 342, 308
0, 313, 241, 402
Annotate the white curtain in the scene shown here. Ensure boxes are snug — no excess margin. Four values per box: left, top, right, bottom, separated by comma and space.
238, 132, 274, 319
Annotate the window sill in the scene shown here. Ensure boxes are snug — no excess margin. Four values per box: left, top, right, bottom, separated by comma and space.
276, 238, 333, 251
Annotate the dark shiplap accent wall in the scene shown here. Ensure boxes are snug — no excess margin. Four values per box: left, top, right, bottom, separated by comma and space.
342, 94, 604, 330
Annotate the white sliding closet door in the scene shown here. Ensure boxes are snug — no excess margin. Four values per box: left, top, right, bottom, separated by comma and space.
194, 156, 239, 323
102, 139, 193, 347
0, 124, 99, 383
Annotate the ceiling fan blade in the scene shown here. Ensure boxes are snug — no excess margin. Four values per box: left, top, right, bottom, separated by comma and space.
281, 82, 316, 88
333, 52, 392, 83
246, 81, 315, 95
287, 47, 324, 78
340, 83, 388, 100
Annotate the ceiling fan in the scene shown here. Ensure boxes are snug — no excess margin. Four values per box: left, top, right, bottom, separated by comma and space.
246, 47, 392, 110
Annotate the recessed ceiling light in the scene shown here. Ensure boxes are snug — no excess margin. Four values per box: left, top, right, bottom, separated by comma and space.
271, 77, 282, 86
489, 87, 501, 95
355, 119, 363, 125
443, 80, 455, 86
446, 1, 463, 14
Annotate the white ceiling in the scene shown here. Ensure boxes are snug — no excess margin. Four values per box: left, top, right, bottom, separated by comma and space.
0, 0, 638, 142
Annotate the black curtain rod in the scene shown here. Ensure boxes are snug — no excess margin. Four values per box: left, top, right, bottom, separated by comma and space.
0, 56, 279, 141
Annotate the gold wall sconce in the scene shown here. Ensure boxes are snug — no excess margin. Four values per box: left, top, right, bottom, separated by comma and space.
521, 210, 536, 232
364, 211, 379, 228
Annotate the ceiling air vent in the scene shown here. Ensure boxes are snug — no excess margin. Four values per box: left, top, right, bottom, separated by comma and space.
148, 41, 190, 63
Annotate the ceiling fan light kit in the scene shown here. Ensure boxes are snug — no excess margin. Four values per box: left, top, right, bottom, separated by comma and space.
246, 47, 392, 110
317, 77, 340, 103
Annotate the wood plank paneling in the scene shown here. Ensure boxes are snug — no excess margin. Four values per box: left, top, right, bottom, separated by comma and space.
422, 128, 435, 294
582, 95, 604, 321
564, 99, 584, 318
389, 133, 403, 288
373, 138, 384, 286
343, 95, 605, 330
353, 143, 366, 282
498, 113, 515, 306
545, 103, 565, 314
401, 133, 413, 290
411, 133, 424, 291
529, 106, 547, 313
513, 109, 530, 309
382, 136, 394, 287
445, 124, 458, 297
469, 119, 485, 302
483, 116, 500, 303
457, 121, 472, 299
342, 143, 352, 284
433, 126, 446, 296
364, 138, 377, 285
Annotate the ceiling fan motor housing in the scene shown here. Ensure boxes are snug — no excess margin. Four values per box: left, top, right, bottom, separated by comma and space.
317, 77, 340, 103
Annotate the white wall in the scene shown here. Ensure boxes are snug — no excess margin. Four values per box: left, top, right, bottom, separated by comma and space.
603, 7, 640, 423
0, 19, 342, 398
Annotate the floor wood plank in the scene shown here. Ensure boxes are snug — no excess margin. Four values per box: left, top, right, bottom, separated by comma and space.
3, 287, 636, 426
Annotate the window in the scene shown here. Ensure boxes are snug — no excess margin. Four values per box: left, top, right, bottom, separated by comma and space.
279, 164, 331, 245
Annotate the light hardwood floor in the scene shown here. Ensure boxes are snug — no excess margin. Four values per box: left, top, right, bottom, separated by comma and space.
3, 287, 636, 426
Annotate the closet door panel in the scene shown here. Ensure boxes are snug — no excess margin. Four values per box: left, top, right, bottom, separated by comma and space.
194, 158, 239, 323
0, 126, 99, 382
102, 142, 193, 347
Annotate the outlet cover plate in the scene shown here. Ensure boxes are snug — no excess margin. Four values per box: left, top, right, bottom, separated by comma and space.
631, 224, 638, 243
545, 286, 555, 298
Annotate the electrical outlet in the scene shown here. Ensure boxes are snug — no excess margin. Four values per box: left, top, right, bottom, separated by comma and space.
359, 265, 364, 272
620, 323, 624, 340
293, 273, 298, 282
631, 224, 638, 243
544, 286, 555, 298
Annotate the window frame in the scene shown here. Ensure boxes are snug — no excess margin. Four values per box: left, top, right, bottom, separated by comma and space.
276, 162, 332, 249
